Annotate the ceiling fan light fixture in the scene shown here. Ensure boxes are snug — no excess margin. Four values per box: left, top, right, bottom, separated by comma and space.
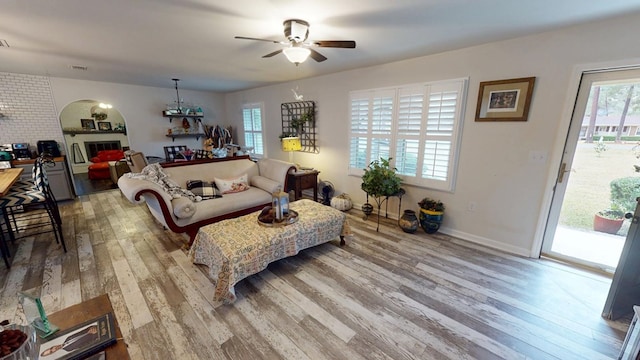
283, 46, 311, 64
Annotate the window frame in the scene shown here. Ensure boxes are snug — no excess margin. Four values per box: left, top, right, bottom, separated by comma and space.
241, 102, 265, 159
348, 78, 468, 192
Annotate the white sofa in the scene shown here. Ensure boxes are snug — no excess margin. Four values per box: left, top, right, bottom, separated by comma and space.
118, 156, 295, 246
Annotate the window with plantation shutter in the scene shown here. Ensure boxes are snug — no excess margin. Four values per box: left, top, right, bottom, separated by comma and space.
242, 103, 265, 158
348, 78, 467, 191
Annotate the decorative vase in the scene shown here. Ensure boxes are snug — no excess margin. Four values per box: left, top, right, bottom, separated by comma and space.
593, 213, 624, 234
419, 208, 444, 234
398, 209, 419, 233
362, 203, 373, 219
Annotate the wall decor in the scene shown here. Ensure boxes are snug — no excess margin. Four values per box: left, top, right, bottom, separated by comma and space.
281, 101, 318, 153
475, 77, 536, 122
98, 121, 112, 131
81, 118, 96, 130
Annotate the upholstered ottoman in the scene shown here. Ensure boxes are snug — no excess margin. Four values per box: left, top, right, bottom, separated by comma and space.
189, 199, 351, 304
87, 161, 111, 179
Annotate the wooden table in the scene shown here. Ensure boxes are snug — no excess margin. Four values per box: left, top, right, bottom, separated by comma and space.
0, 168, 24, 196
286, 170, 320, 202
46, 294, 130, 359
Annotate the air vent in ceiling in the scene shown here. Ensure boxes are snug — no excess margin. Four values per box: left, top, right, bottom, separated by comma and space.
70, 65, 88, 71
0, 40, 9, 47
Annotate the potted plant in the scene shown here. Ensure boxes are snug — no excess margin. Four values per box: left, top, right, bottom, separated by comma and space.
594, 176, 640, 234
290, 111, 313, 136
361, 157, 402, 230
418, 197, 445, 234
594, 206, 625, 234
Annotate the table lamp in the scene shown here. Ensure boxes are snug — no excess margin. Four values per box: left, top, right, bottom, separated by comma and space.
282, 137, 302, 165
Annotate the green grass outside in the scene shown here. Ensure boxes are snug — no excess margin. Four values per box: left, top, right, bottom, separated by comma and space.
559, 143, 639, 231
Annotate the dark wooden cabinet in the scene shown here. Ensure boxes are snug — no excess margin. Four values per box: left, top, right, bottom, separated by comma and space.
286, 170, 320, 202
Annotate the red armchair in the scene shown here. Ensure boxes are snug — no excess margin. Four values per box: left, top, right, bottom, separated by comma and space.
88, 150, 125, 180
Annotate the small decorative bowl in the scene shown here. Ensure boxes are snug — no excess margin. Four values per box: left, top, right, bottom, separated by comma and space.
0, 324, 37, 360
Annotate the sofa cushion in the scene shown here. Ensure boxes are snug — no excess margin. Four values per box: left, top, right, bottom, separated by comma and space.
250, 175, 281, 194
172, 197, 197, 218
214, 174, 249, 194
186, 180, 223, 200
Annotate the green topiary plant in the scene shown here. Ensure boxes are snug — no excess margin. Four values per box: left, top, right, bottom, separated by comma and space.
609, 176, 640, 215
361, 157, 402, 232
361, 157, 402, 197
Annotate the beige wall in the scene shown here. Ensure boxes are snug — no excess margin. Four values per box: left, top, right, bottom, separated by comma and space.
224, 12, 640, 256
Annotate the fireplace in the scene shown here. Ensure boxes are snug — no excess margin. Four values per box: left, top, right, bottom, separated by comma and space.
84, 141, 122, 159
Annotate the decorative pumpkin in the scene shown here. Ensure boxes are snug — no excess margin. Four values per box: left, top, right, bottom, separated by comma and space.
330, 193, 353, 211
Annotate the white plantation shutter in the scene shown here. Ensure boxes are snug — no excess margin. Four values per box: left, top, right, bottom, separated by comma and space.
349, 95, 369, 175
370, 91, 394, 164
419, 83, 463, 188
395, 87, 424, 177
349, 78, 467, 191
242, 103, 265, 158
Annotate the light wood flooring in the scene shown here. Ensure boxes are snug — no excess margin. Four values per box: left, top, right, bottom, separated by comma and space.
0, 189, 631, 359
72, 172, 118, 196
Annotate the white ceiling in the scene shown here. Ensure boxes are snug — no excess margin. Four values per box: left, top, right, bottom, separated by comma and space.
2, 0, 640, 93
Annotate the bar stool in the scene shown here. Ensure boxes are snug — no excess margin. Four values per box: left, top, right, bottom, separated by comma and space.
0, 212, 11, 268
0, 154, 66, 254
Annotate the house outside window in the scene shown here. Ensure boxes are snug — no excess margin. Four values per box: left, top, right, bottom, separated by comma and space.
348, 78, 468, 192
242, 103, 265, 158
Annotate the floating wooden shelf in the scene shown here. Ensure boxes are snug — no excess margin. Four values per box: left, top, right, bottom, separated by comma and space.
63, 130, 127, 137
162, 113, 203, 123
166, 133, 206, 142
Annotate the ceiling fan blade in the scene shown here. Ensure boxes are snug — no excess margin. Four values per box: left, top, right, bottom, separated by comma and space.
235, 36, 283, 44
309, 49, 327, 62
312, 40, 356, 49
262, 49, 283, 58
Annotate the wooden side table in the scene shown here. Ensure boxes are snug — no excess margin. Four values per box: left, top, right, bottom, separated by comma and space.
287, 170, 320, 202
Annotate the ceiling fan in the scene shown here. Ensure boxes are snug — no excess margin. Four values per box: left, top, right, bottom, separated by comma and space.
235, 19, 356, 64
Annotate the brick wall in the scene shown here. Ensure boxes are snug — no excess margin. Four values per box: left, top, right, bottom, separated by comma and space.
0, 72, 63, 154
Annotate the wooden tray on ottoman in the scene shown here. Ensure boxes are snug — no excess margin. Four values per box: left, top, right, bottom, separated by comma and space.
257, 208, 299, 227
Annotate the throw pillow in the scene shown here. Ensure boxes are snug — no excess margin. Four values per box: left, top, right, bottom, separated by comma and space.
214, 174, 250, 194
186, 180, 223, 199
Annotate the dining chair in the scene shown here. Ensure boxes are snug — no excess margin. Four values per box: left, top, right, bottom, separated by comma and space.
164, 145, 187, 162
124, 150, 148, 173
0, 154, 66, 255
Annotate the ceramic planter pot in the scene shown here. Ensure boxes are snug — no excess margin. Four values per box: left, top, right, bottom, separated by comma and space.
593, 213, 624, 234
362, 203, 373, 219
419, 208, 444, 234
398, 209, 419, 233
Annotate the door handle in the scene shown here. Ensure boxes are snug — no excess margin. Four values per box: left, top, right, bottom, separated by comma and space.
557, 162, 571, 183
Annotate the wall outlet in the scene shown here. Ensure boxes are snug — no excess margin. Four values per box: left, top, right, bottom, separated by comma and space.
467, 201, 477, 212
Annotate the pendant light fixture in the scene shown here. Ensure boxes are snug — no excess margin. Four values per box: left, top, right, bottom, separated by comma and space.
172, 78, 183, 114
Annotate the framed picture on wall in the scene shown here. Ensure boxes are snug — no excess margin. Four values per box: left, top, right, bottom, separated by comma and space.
81, 119, 96, 130
98, 122, 112, 131
475, 77, 536, 122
